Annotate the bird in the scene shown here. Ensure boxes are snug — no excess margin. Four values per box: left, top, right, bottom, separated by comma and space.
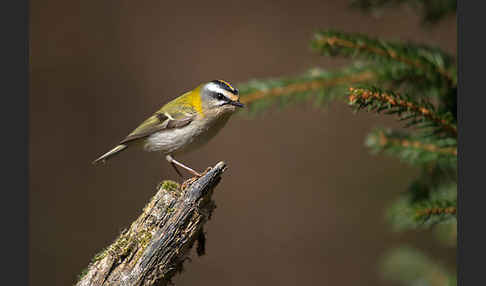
92, 80, 244, 177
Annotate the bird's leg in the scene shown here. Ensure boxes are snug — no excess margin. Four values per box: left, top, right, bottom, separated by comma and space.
169, 160, 184, 178
166, 155, 202, 177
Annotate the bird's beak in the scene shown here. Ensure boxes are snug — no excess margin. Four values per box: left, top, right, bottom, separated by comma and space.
229, 100, 245, 108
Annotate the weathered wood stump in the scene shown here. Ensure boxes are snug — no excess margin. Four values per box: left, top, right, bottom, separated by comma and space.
75, 161, 226, 286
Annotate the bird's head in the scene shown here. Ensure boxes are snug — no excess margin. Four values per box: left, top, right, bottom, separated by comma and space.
199, 80, 244, 114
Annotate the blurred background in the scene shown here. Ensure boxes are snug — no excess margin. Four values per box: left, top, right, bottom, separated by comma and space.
30, 0, 456, 285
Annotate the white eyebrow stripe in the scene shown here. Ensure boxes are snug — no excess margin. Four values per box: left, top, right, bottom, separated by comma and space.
206, 82, 226, 93
206, 83, 232, 99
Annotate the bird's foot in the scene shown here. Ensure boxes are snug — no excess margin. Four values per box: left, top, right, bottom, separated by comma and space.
180, 167, 214, 190
181, 176, 199, 190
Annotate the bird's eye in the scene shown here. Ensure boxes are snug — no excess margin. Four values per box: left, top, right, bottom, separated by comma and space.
216, 93, 226, 101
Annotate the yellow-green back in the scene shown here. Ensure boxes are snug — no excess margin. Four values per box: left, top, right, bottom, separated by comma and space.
121, 85, 203, 144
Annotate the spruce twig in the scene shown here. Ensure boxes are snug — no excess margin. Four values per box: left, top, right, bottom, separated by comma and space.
236, 67, 378, 115
366, 128, 457, 166
387, 181, 456, 230
241, 71, 375, 104
312, 30, 456, 85
238, 63, 452, 116
416, 206, 456, 217
349, 87, 457, 137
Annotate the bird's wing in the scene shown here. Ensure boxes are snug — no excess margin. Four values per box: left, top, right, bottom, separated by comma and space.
119, 108, 196, 145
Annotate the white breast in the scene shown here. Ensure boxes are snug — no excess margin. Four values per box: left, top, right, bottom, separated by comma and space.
144, 113, 232, 155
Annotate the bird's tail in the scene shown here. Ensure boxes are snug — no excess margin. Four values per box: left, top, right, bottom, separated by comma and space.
92, 144, 128, 165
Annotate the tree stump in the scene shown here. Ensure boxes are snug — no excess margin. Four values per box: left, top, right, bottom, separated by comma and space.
75, 161, 226, 286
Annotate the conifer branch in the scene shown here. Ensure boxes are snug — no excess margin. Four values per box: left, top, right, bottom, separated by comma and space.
387, 182, 456, 230
416, 206, 456, 217
240, 70, 375, 104
348, 87, 457, 137
237, 67, 376, 115
413, 199, 457, 227
366, 129, 457, 166
312, 30, 456, 85
238, 63, 452, 117
388, 198, 456, 230
240, 71, 370, 104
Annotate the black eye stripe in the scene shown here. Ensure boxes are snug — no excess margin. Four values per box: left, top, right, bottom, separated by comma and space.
213, 92, 228, 101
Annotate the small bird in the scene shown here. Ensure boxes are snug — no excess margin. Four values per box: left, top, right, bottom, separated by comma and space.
92, 80, 244, 177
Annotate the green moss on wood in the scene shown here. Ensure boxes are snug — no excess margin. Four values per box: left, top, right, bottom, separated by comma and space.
92, 246, 109, 263
133, 228, 154, 263
107, 231, 136, 262
76, 225, 156, 284
160, 180, 181, 194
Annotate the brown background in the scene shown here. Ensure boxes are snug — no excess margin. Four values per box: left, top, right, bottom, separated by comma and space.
30, 0, 456, 285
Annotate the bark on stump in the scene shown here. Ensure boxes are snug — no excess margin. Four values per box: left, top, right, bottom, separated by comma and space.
75, 161, 226, 286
